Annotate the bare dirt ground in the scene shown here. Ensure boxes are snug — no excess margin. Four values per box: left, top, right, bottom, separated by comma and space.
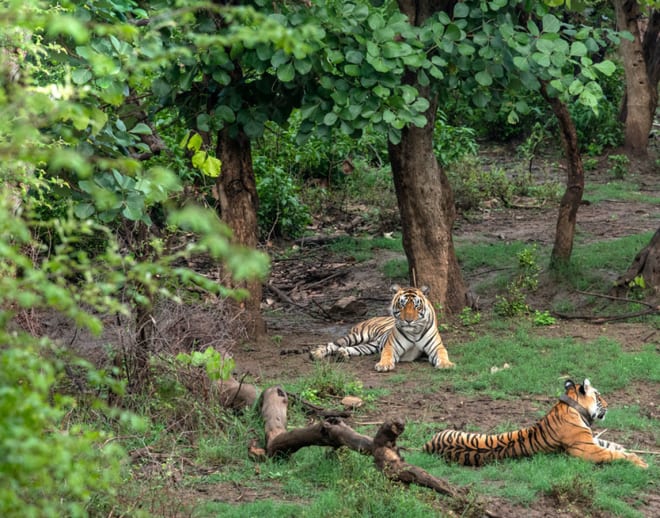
226, 163, 659, 517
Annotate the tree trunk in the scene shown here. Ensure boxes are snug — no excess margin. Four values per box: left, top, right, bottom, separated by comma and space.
215, 128, 266, 337
388, 99, 467, 314
388, 3, 466, 316
643, 9, 660, 122
612, 226, 660, 296
614, 0, 654, 155
539, 82, 584, 268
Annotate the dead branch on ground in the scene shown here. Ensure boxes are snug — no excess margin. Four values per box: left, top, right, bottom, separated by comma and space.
257, 386, 471, 502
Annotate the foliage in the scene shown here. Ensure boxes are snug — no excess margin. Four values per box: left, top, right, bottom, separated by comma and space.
446, 156, 560, 212
0, 344, 126, 518
433, 112, 479, 166
494, 246, 541, 317
255, 157, 311, 239
607, 154, 630, 179
175, 347, 235, 382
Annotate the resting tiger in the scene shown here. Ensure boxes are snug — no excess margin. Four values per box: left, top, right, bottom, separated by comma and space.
423, 379, 648, 468
309, 285, 454, 372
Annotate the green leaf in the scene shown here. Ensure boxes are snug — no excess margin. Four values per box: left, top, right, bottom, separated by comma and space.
593, 60, 616, 76
542, 14, 561, 34
72, 68, 92, 85
445, 24, 462, 42
346, 50, 364, 64
74, 203, 95, 219
192, 151, 222, 178
568, 79, 584, 95
570, 41, 587, 57
197, 114, 210, 132
454, 3, 470, 18
323, 112, 338, 126
130, 123, 152, 135
368, 13, 385, 31
475, 70, 492, 86
186, 133, 203, 152
513, 56, 529, 71
277, 63, 295, 82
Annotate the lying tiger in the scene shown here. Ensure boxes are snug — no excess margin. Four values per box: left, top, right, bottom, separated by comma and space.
424, 378, 648, 468
310, 285, 454, 372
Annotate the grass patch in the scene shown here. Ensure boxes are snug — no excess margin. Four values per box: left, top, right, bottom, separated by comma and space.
584, 180, 660, 205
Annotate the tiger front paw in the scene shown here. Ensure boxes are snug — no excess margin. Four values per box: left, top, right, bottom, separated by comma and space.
627, 453, 648, 469
336, 347, 350, 361
435, 360, 455, 369
309, 344, 331, 361
374, 360, 395, 372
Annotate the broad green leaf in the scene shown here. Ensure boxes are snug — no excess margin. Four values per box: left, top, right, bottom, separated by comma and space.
593, 60, 616, 76
570, 41, 587, 57
513, 56, 529, 71
323, 112, 338, 126
475, 70, 492, 86
368, 14, 385, 31
72, 68, 92, 85
444, 23, 462, 41
130, 123, 152, 135
454, 3, 470, 18
346, 50, 364, 64
192, 151, 222, 178
277, 63, 295, 82
542, 14, 561, 34
186, 133, 203, 152
568, 79, 584, 95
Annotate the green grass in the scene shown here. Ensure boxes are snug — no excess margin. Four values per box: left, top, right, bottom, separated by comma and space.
584, 180, 660, 205
327, 234, 403, 262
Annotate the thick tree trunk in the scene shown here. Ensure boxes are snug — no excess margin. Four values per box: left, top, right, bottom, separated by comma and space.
215, 128, 266, 337
614, 0, 654, 155
539, 83, 584, 268
386, 0, 465, 316
387, 91, 467, 314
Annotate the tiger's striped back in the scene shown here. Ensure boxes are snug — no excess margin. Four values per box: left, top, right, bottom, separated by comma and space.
423, 379, 647, 468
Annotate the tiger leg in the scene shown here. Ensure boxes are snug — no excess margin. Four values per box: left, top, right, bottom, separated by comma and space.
374, 336, 397, 372
309, 342, 350, 361
565, 439, 648, 468
426, 336, 455, 369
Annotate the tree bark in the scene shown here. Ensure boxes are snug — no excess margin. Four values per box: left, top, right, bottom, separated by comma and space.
612, 226, 660, 296
614, 0, 654, 155
215, 128, 266, 337
387, 0, 465, 315
539, 82, 584, 268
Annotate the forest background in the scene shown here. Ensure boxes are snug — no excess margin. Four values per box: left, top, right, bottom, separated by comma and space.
0, 0, 658, 517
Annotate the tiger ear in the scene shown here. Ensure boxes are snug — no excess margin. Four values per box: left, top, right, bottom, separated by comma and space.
391, 284, 401, 293
420, 285, 430, 295
580, 378, 591, 395
564, 379, 575, 391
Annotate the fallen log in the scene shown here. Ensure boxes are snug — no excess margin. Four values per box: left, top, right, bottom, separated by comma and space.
259, 386, 465, 500
217, 375, 260, 410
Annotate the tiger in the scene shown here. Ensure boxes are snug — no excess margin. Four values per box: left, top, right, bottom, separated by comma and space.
423, 378, 648, 468
309, 285, 454, 372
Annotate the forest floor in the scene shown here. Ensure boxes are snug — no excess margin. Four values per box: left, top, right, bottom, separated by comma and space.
225, 151, 659, 518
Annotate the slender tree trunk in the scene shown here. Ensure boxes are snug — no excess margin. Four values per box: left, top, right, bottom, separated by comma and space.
215, 128, 266, 337
539, 82, 584, 268
388, 89, 467, 314
614, 0, 654, 155
389, 0, 466, 315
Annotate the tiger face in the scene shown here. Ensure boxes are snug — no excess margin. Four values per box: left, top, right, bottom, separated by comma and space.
569, 378, 608, 421
390, 285, 433, 334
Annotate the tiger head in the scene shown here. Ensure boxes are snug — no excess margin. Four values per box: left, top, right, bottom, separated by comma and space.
564, 378, 608, 422
390, 285, 434, 332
